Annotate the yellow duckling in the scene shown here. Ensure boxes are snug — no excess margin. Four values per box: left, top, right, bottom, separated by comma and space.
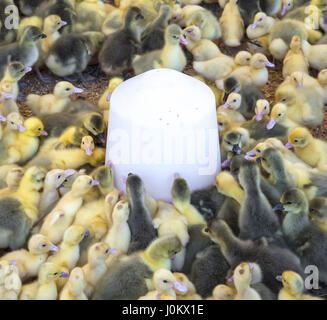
283, 35, 309, 78
1, 117, 47, 165
40, 175, 98, 244
266, 103, 299, 132
217, 112, 242, 138
228, 53, 275, 87
219, 0, 244, 47
184, 25, 221, 61
0, 167, 24, 199
59, 267, 88, 300
139, 269, 187, 300
278, 270, 325, 300
0, 263, 22, 300
0, 82, 17, 117
173, 272, 202, 300
317, 68, 327, 104
217, 93, 246, 123
0, 234, 59, 282
57, 126, 89, 149
82, 242, 112, 298
80, 135, 95, 157
27, 82, 84, 116
302, 38, 327, 70
208, 284, 235, 300
216, 171, 244, 204
247, 35, 270, 56
4, 112, 25, 134
20, 262, 69, 300
286, 127, 327, 167
234, 51, 252, 67
253, 99, 270, 122
98, 77, 123, 110
104, 200, 131, 254
309, 197, 327, 232
171, 176, 206, 225
247, 12, 275, 40
104, 190, 120, 229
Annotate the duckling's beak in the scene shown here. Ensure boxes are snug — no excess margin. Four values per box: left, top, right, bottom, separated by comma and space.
17, 124, 26, 132
265, 61, 275, 68
0, 114, 6, 122
73, 87, 84, 94
273, 203, 285, 211
40, 34, 47, 39
61, 20, 67, 26
110, 248, 118, 254
97, 133, 105, 144
221, 101, 231, 109
281, 6, 287, 16
105, 160, 113, 168
60, 272, 69, 278
221, 158, 231, 169
64, 169, 75, 178
251, 22, 258, 29
228, 276, 233, 282
3, 93, 14, 100
256, 112, 263, 121
10, 260, 16, 267
267, 118, 276, 130
276, 275, 283, 282
246, 149, 256, 156
285, 142, 293, 149
232, 144, 241, 154
223, 92, 229, 102
245, 154, 254, 161
107, 92, 112, 101
85, 146, 93, 156
179, 35, 188, 46
41, 130, 48, 136
173, 281, 187, 293
25, 66, 32, 73
297, 81, 303, 89
91, 179, 100, 186
50, 244, 60, 252
84, 230, 90, 237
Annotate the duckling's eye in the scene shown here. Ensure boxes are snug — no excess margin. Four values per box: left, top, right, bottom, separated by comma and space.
294, 139, 299, 143
64, 179, 68, 183
282, 98, 286, 102
163, 280, 168, 283
88, 180, 92, 185
262, 157, 266, 161
256, 149, 261, 153
278, 113, 282, 116
38, 128, 41, 131
105, 249, 109, 254
246, 58, 250, 61
227, 141, 231, 145
93, 127, 96, 131
10, 121, 14, 124
264, 106, 267, 109
218, 122, 223, 126
204, 228, 209, 233
54, 272, 58, 276
66, 88, 70, 91
20, 69, 24, 73
286, 201, 292, 205
173, 35, 178, 39
259, 18, 262, 21
82, 141, 85, 144
233, 99, 236, 102
57, 175, 61, 179
42, 244, 46, 247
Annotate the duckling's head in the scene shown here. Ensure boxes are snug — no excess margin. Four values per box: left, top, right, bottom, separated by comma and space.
54, 81, 83, 98
234, 51, 252, 66
309, 197, 327, 222
239, 161, 260, 189
44, 15, 67, 33
281, 270, 304, 296
173, 272, 195, 296
6, 167, 24, 189
250, 53, 274, 69
212, 284, 234, 300
183, 25, 201, 42
91, 165, 114, 195
88, 242, 112, 262
171, 3, 183, 24
318, 69, 327, 85
5, 62, 31, 81
45, 168, 75, 191
21, 26, 46, 43
28, 234, 59, 255
61, 169, 85, 190
288, 127, 313, 148
108, 77, 123, 92
82, 113, 104, 142
125, 6, 145, 30
217, 112, 231, 134
165, 24, 186, 45
153, 269, 187, 294
267, 103, 287, 129
222, 92, 242, 110
24, 117, 47, 137
71, 175, 98, 196
252, 12, 268, 28
280, 188, 308, 214
6, 112, 24, 132
215, 171, 240, 198
63, 225, 87, 245
148, 235, 182, 259
255, 99, 270, 121
126, 174, 147, 203
260, 147, 285, 176
222, 131, 242, 154
24, 166, 46, 191
190, 11, 206, 28
223, 76, 241, 98
205, 219, 234, 247
38, 262, 68, 282
81, 136, 95, 156
290, 35, 302, 51
67, 267, 86, 294
171, 177, 190, 203
233, 262, 253, 287
157, 3, 173, 18
281, 0, 293, 16
275, 85, 297, 106
289, 71, 305, 89
112, 200, 129, 223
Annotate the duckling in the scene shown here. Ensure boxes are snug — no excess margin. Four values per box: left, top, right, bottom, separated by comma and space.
48, 225, 87, 271
0, 263, 22, 300
56, 126, 89, 149
238, 161, 282, 242
27, 82, 84, 117
0, 166, 45, 250
59, 267, 87, 300
234, 51, 252, 67
4, 112, 25, 134
278, 270, 324, 300
286, 127, 327, 167
17, 16, 44, 41
171, 177, 206, 225
0, 117, 47, 165
206, 219, 303, 294
209, 284, 235, 300
317, 68, 327, 103
283, 35, 309, 78
75, 0, 107, 32
99, 7, 146, 77
140, 4, 172, 53
82, 242, 111, 297
277, 188, 327, 283
0, 234, 59, 281
184, 25, 221, 61
266, 103, 299, 132
218, 93, 246, 123
98, 77, 123, 111
132, 24, 187, 75
309, 197, 327, 232
232, 262, 262, 300
253, 99, 270, 121
302, 39, 327, 70
104, 200, 131, 254
0, 167, 24, 199
219, 0, 244, 47
46, 31, 104, 80
40, 175, 98, 244
80, 136, 95, 157
247, 12, 275, 39
126, 174, 157, 254
139, 268, 187, 300
173, 272, 201, 300
228, 53, 275, 87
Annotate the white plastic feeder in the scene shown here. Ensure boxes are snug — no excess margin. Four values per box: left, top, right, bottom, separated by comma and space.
106, 68, 220, 202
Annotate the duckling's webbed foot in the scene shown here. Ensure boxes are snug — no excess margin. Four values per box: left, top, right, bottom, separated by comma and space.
35, 67, 52, 84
